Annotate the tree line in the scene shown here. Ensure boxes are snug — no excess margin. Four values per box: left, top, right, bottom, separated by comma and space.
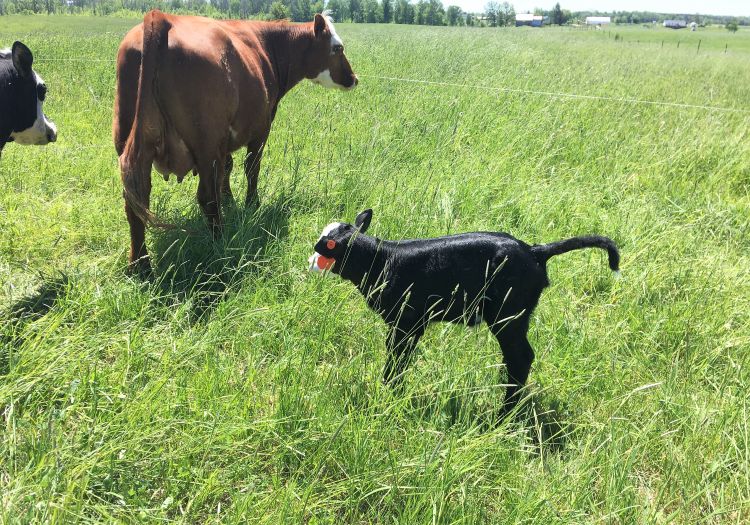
0, 0, 747, 28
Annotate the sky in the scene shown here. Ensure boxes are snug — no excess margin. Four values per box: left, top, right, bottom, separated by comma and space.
451, 0, 750, 16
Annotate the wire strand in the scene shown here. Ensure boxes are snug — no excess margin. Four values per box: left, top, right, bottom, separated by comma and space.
359, 74, 750, 115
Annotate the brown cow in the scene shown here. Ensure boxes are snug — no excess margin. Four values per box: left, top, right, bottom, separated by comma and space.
114, 9, 357, 274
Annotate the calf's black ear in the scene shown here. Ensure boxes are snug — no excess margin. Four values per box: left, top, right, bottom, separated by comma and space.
12, 41, 33, 78
354, 209, 372, 232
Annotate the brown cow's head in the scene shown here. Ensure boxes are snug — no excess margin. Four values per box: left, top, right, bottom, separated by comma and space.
307, 13, 358, 91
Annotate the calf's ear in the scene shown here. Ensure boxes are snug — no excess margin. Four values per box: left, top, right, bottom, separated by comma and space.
12, 41, 33, 78
313, 14, 327, 38
354, 209, 373, 232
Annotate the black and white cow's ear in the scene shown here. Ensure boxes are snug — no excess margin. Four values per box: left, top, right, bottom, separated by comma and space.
11, 41, 33, 78
354, 209, 373, 232
313, 14, 327, 38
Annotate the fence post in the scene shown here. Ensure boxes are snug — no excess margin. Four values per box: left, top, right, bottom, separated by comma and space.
661, 40, 664, 48
725, 43, 728, 53
697, 39, 701, 54
677, 40, 680, 48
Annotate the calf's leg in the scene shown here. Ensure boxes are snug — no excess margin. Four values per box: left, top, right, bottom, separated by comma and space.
492, 323, 535, 414
383, 323, 424, 390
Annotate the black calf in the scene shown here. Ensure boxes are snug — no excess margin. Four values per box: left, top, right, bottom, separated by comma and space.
309, 209, 620, 413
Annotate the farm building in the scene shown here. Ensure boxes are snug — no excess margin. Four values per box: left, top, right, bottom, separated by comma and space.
663, 20, 687, 29
585, 16, 611, 25
516, 13, 546, 26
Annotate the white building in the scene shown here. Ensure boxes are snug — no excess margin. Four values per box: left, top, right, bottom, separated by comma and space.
585, 16, 611, 25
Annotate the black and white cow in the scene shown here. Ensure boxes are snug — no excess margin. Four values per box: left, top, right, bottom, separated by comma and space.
0, 41, 57, 154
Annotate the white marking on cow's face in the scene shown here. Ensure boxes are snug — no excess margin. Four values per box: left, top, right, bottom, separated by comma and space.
325, 16, 344, 51
309, 222, 342, 273
319, 222, 342, 239
310, 69, 354, 91
10, 71, 57, 145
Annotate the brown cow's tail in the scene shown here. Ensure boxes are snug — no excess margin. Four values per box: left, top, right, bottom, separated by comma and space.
119, 9, 173, 229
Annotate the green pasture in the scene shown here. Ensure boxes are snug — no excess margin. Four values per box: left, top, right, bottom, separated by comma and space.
1, 15, 749, 523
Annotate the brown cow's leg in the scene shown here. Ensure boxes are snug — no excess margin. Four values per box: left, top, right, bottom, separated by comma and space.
122, 152, 154, 277
222, 154, 234, 200
197, 158, 224, 238
244, 138, 266, 208
125, 198, 150, 276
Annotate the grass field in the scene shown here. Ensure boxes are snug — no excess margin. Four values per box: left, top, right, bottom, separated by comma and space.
2, 15, 750, 523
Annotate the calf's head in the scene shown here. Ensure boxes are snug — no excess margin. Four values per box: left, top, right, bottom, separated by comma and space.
306, 13, 358, 91
1, 42, 57, 146
309, 209, 372, 273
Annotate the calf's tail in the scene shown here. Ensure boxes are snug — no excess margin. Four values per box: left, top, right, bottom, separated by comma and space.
530, 235, 620, 272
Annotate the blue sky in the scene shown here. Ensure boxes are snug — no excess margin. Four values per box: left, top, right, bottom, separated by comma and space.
451, 0, 750, 16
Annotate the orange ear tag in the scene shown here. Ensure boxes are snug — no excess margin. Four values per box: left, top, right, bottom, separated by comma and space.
317, 255, 335, 270
326, 239, 336, 249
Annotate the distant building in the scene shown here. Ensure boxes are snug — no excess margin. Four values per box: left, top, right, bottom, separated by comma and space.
516, 13, 546, 26
585, 16, 611, 25
663, 20, 687, 29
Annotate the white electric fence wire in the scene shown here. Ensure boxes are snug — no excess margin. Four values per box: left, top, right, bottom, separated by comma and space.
359, 74, 750, 115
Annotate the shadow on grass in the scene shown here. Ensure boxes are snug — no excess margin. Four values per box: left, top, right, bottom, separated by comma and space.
147, 194, 293, 319
403, 382, 572, 454
0, 273, 68, 375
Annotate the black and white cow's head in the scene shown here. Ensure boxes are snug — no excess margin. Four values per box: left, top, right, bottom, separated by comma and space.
0, 41, 57, 151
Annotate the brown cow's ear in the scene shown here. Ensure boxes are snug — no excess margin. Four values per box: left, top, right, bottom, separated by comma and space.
313, 14, 327, 38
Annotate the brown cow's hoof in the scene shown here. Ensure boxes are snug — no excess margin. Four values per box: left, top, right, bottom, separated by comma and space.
245, 195, 260, 208
127, 257, 152, 279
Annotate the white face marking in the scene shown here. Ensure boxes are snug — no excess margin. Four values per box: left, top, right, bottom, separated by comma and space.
309, 222, 342, 273
10, 71, 57, 146
325, 16, 344, 51
310, 69, 354, 91
320, 222, 342, 239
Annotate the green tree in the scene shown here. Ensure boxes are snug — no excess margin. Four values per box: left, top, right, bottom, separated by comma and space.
363, 0, 381, 22
484, 1, 498, 26
500, 2, 515, 25
726, 20, 738, 32
381, 0, 391, 22
393, 0, 414, 23
551, 2, 565, 24
269, 0, 290, 18
446, 4, 461, 25
349, 0, 363, 21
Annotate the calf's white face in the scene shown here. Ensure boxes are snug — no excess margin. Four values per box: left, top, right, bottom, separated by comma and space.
309, 222, 342, 273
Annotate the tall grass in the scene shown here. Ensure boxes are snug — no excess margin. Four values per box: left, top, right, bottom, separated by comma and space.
1, 17, 749, 523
